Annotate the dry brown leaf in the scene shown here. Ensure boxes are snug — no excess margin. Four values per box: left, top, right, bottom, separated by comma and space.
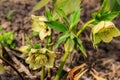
73, 69, 88, 80
90, 69, 106, 80
67, 63, 86, 80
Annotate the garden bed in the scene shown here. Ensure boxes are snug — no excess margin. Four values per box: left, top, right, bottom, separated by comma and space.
0, 0, 120, 80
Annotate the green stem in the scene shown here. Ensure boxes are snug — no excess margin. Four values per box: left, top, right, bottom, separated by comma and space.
48, 68, 51, 78
77, 19, 95, 36
55, 51, 69, 80
41, 65, 45, 80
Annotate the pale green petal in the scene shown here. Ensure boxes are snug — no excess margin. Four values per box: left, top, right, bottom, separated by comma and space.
100, 33, 113, 43
92, 21, 120, 44
45, 53, 56, 68
92, 21, 105, 34
31, 15, 47, 22
18, 45, 29, 53
32, 21, 46, 32
64, 38, 74, 52
92, 33, 101, 45
39, 27, 51, 40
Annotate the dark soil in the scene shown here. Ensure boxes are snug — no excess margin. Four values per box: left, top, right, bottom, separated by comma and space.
0, 0, 120, 80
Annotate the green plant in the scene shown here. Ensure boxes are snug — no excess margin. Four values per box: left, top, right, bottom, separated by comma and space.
0, 27, 24, 79
6, 10, 14, 20
19, 0, 120, 80
0, 28, 15, 48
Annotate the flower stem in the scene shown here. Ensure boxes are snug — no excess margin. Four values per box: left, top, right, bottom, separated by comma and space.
55, 51, 69, 80
41, 65, 45, 80
77, 19, 95, 36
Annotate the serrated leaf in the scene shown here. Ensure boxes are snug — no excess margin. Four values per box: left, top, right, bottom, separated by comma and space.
45, 8, 52, 21
110, 0, 120, 17
92, 0, 119, 21
111, 0, 120, 12
92, 11, 118, 22
54, 7, 69, 26
45, 21, 68, 32
32, 0, 50, 11
75, 37, 87, 57
55, 7, 67, 18
99, 0, 110, 14
54, 32, 70, 48
70, 8, 81, 30
97, 11, 118, 21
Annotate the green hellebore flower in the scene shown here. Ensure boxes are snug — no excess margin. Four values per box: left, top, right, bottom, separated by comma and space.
31, 15, 51, 40
92, 21, 120, 45
25, 48, 56, 70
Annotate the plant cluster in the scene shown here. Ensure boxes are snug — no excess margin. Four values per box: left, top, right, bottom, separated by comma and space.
0, 0, 120, 80
0, 26, 15, 74
19, 0, 120, 80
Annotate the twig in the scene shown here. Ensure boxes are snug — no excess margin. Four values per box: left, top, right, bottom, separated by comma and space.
4, 47, 36, 79
8, 48, 24, 59
0, 56, 24, 80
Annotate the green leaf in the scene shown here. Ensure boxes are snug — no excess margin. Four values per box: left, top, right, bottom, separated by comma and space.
111, 0, 120, 12
0, 34, 3, 42
0, 31, 14, 47
92, 0, 119, 21
54, 32, 70, 48
32, 31, 39, 36
100, 11, 118, 21
6, 32, 14, 44
64, 38, 74, 52
45, 8, 52, 21
110, 0, 120, 17
33, 44, 41, 49
70, 8, 81, 30
93, 0, 120, 21
45, 21, 68, 32
0, 44, 2, 56
54, 0, 80, 15
0, 64, 4, 74
102, 11, 118, 21
99, 0, 111, 14
6, 10, 14, 20
75, 37, 87, 57
32, 0, 50, 11
54, 7, 69, 26
55, 7, 67, 18
0, 25, 2, 30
